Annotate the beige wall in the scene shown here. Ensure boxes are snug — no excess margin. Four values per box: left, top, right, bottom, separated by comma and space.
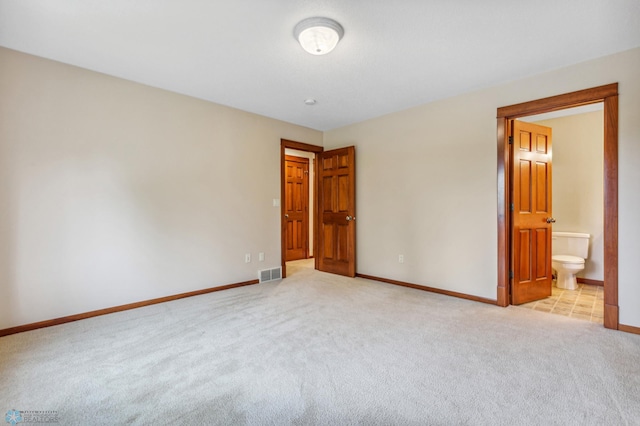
534, 111, 604, 281
2, 45, 640, 331
324, 47, 640, 327
0, 47, 322, 329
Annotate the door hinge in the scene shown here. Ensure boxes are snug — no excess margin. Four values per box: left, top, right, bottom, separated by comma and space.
509, 270, 514, 279
508, 136, 513, 144
510, 203, 514, 212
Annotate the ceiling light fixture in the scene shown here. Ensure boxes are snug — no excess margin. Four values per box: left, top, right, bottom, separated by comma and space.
294, 17, 344, 55
304, 98, 317, 106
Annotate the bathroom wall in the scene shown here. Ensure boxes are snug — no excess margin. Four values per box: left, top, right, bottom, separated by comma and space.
534, 111, 604, 281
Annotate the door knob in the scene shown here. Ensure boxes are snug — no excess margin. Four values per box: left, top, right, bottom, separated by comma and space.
546, 217, 556, 223
284, 214, 289, 218
346, 216, 355, 221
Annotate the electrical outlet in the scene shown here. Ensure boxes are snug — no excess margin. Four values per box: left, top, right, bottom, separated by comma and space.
259, 252, 265, 261
398, 254, 404, 264
245, 253, 251, 263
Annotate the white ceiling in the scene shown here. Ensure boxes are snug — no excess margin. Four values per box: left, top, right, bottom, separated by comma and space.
1, 1, 639, 131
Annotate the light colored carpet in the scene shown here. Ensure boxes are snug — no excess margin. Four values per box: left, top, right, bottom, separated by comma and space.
1, 259, 639, 425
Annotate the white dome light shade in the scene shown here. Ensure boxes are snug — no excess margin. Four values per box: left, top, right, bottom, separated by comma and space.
294, 17, 344, 55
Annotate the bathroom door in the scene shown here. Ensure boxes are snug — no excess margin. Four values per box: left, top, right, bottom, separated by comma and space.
511, 120, 554, 304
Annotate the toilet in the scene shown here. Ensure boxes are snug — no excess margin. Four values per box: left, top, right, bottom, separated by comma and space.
552, 232, 590, 290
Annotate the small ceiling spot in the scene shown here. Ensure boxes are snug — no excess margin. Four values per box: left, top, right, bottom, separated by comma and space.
304, 99, 317, 106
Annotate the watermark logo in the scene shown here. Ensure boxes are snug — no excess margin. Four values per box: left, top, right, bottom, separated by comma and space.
5, 410, 22, 425
5, 410, 58, 425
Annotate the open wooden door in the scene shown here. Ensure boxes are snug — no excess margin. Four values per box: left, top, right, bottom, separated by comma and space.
511, 120, 554, 304
284, 155, 309, 261
317, 146, 356, 277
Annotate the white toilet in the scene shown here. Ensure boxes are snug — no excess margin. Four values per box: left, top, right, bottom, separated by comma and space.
552, 232, 590, 290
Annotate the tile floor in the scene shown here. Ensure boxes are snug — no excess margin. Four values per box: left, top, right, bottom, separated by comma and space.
518, 283, 604, 323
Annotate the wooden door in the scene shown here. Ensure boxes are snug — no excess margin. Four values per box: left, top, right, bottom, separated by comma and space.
284, 155, 309, 261
317, 146, 356, 277
511, 120, 553, 304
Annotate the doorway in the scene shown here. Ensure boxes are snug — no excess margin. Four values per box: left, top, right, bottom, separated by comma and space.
281, 139, 323, 278
496, 83, 619, 330
280, 139, 357, 279
515, 105, 605, 322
